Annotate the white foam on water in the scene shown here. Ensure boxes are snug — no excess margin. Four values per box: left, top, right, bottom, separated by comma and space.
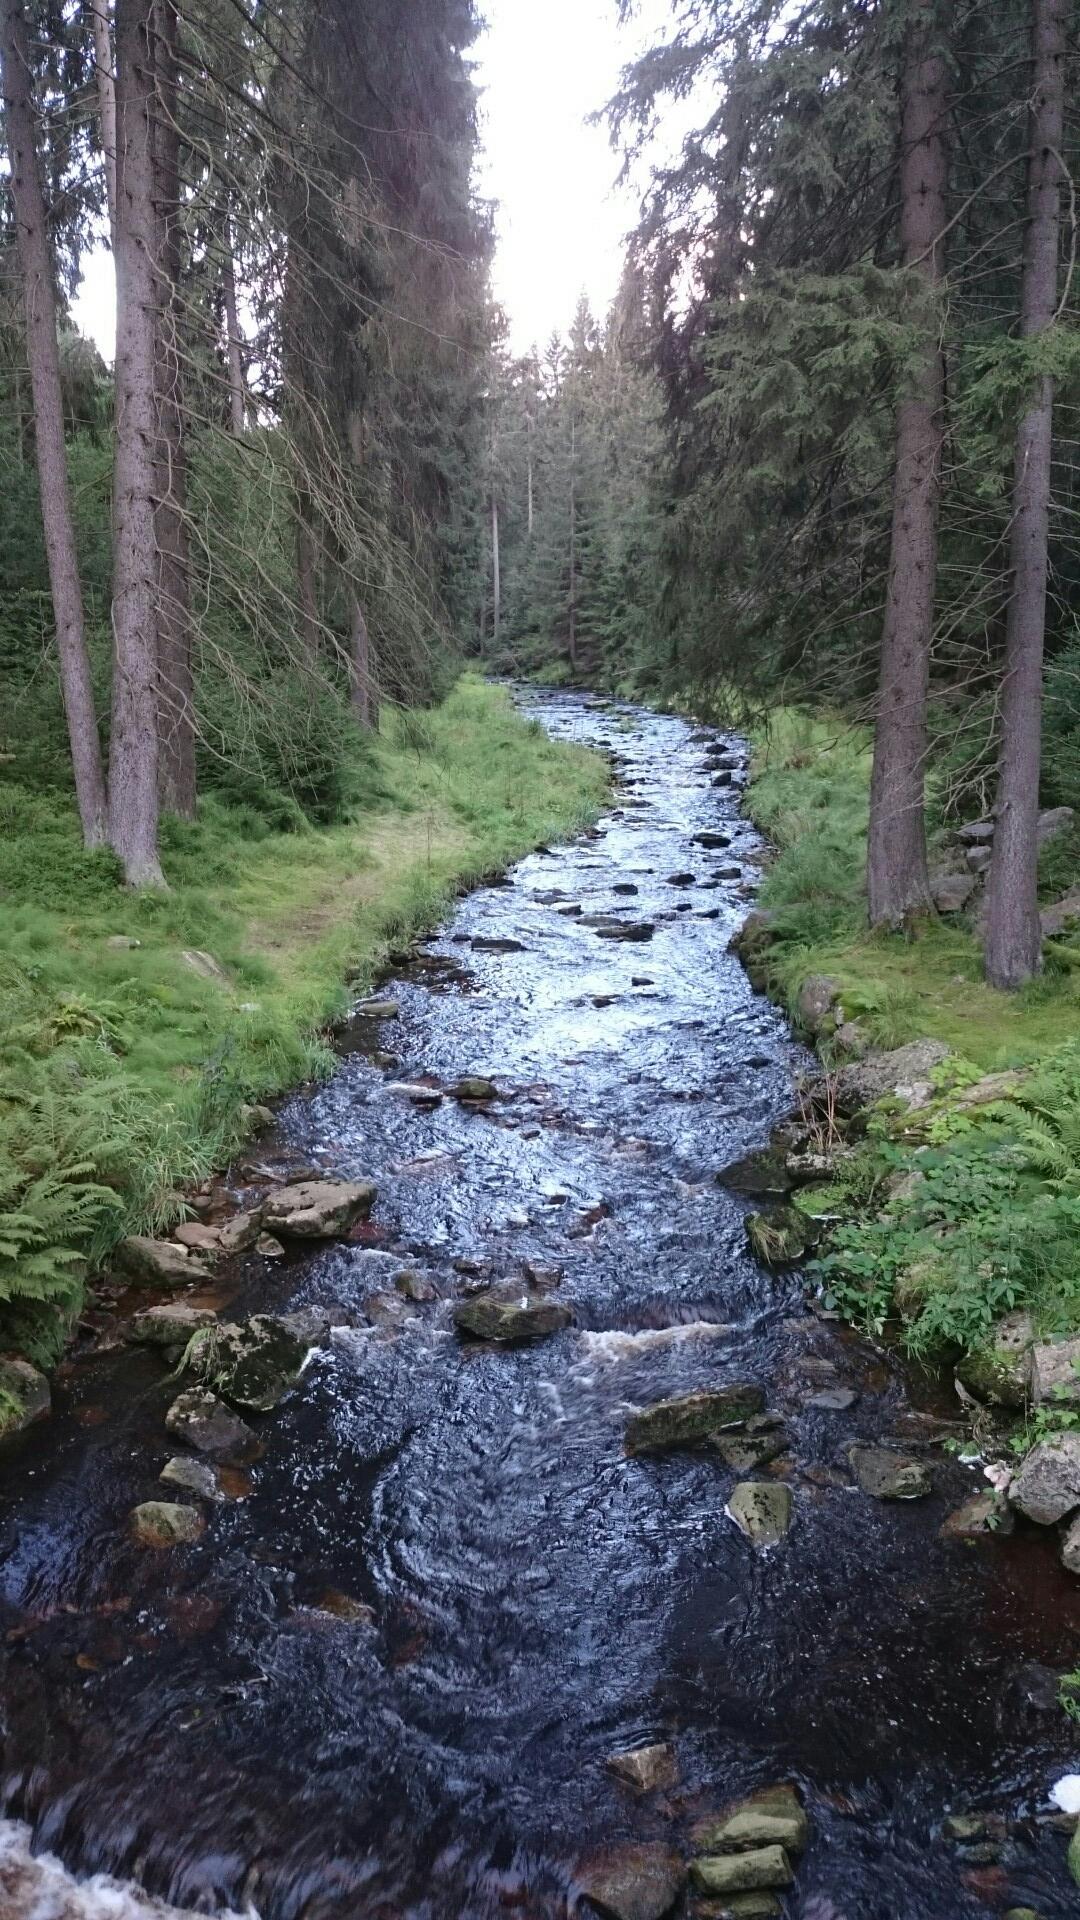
1050, 1773, 1080, 1814
577, 1320, 733, 1363
0, 1821, 257, 1920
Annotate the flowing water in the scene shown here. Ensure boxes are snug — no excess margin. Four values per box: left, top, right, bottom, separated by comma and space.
1, 692, 1078, 1920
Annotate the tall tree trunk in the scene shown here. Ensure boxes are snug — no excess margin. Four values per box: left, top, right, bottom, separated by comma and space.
221, 213, 245, 433
984, 0, 1066, 989
491, 494, 501, 651
109, 0, 165, 884
152, 0, 194, 818
866, 0, 950, 930
349, 593, 377, 729
0, 0, 109, 847
86, 0, 117, 237
568, 409, 578, 674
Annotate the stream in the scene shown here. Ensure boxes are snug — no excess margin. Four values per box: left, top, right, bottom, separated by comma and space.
1, 691, 1078, 1920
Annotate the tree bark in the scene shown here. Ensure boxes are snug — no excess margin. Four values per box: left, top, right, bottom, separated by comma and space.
349, 593, 378, 729
866, 0, 950, 930
984, 0, 1066, 989
221, 213, 245, 433
109, 0, 165, 884
568, 408, 578, 674
491, 494, 501, 651
86, 0, 117, 237
152, 0, 194, 819
0, 0, 109, 847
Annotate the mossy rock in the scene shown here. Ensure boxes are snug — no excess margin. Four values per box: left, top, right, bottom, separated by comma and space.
955, 1310, 1033, 1410
746, 1207, 812, 1267
182, 1314, 309, 1412
626, 1385, 765, 1456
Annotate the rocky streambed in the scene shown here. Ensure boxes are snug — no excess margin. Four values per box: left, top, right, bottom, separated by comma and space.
0, 691, 1078, 1919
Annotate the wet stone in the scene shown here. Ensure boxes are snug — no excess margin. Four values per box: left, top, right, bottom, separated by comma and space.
263, 1178, 376, 1239
625, 1385, 765, 1456
691, 1898, 780, 1919
594, 922, 655, 942
160, 1455, 223, 1501
715, 1150, 792, 1199
849, 1444, 932, 1501
714, 1425, 789, 1473
453, 1076, 500, 1102
690, 1848, 793, 1896
355, 997, 400, 1016
694, 1786, 808, 1858
165, 1389, 254, 1457
577, 1843, 684, 1920
453, 1294, 572, 1344
726, 1482, 793, 1548
606, 1743, 678, 1793
806, 1388, 858, 1412
129, 1501, 206, 1548
182, 1314, 310, 1411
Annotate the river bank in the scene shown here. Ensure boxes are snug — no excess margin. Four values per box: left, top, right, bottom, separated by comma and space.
0, 678, 609, 1398
1, 690, 1077, 1919
733, 707, 1080, 1544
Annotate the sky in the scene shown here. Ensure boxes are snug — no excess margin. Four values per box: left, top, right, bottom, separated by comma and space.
72, 0, 672, 364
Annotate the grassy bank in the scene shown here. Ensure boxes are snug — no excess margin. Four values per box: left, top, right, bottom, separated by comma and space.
743, 710, 1080, 1375
0, 678, 608, 1366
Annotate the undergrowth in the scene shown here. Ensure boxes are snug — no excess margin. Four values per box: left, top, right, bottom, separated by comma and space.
745, 709, 1080, 1365
0, 677, 607, 1365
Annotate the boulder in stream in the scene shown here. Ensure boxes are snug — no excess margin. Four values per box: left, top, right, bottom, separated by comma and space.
129, 1500, 206, 1548
848, 1444, 932, 1501
625, 1385, 765, 1456
693, 1785, 808, 1859
263, 1177, 376, 1239
593, 921, 655, 942
606, 1743, 678, 1793
576, 1843, 684, 1920
726, 1482, 793, 1548
160, 1455, 224, 1501
0, 1358, 50, 1437
181, 1314, 311, 1411
165, 1388, 254, 1456
693, 830, 732, 850
1010, 1432, 1080, 1525
453, 1076, 500, 1103
690, 1847, 793, 1896
453, 1293, 572, 1344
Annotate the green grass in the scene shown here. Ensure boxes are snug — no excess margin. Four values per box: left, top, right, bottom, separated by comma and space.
744, 707, 1080, 1367
0, 677, 608, 1363
747, 707, 1080, 1066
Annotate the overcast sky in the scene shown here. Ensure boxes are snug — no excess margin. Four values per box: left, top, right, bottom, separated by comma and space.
72, 0, 670, 361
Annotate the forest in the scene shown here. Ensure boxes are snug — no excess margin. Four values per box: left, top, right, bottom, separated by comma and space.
5, 3, 1080, 1917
